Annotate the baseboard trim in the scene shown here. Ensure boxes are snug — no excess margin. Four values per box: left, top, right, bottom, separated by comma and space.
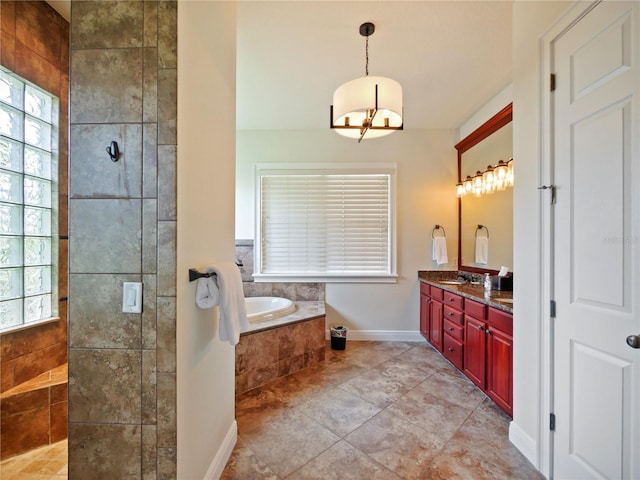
203, 420, 237, 480
509, 420, 538, 469
325, 329, 425, 342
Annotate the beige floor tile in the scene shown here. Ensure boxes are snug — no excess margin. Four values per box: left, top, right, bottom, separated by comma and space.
239, 409, 340, 478
340, 358, 433, 408
345, 409, 446, 478
298, 387, 381, 437
288, 440, 401, 480
220, 438, 278, 480
414, 369, 487, 410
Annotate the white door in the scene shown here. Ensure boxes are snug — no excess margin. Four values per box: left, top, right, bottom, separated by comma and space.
552, 1, 640, 479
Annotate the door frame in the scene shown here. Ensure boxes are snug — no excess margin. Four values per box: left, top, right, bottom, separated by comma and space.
539, 2, 602, 478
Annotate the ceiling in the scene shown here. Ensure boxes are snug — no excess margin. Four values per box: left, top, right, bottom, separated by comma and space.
48, 1, 513, 132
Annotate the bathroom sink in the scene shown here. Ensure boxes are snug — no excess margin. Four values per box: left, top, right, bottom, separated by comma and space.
495, 298, 514, 304
439, 280, 466, 285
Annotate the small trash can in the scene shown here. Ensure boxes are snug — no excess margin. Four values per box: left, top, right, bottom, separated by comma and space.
330, 326, 348, 350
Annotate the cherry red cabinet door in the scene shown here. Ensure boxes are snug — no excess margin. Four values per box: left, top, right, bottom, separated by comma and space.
463, 316, 486, 389
429, 300, 443, 352
486, 327, 513, 416
420, 294, 430, 341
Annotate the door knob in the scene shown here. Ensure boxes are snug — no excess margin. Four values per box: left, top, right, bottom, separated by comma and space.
627, 335, 640, 349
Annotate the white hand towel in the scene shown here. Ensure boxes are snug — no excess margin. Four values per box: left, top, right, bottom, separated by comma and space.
203, 261, 248, 346
195, 277, 219, 309
475, 236, 489, 265
432, 236, 448, 265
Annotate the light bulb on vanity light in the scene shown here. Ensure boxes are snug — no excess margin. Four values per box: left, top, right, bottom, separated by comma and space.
507, 158, 514, 187
472, 171, 483, 197
494, 160, 509, 191
482, 165, 495, 194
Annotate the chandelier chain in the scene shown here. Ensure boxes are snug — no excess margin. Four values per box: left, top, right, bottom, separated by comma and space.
365, 35, 369, 76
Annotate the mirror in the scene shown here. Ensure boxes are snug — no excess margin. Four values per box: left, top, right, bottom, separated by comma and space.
455, 103, 513, 273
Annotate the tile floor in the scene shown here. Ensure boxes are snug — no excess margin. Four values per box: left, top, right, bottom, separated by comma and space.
222, 340, 544, 479
0, 439, 67, 479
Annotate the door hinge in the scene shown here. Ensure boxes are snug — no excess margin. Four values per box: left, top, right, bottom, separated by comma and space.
550, 413, 556, 431
550, 300, 557, 318
550, 73, 556, 92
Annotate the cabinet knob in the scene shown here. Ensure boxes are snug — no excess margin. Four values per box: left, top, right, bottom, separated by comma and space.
448, 347, 454, 352
485, 329, 491, 335
448, 312, 454, 316
477, 325, 484, 331
448, 327, 454, 331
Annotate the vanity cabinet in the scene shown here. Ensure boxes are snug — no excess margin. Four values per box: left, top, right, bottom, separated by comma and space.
442, 292, 464, 369
419, 284, 444, 352
464, 315, 486, 387
418, 279, 513, 416
485, 307, 513, 416
419, 283, 430, 341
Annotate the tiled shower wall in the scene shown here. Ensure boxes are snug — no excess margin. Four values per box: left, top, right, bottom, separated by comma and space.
68, 2, 177, 478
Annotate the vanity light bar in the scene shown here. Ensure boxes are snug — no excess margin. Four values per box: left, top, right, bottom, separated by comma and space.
457, 158, 513, 198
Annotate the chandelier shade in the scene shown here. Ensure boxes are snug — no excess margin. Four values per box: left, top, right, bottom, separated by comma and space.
331, 76, 403, 140
330, 22, 403, 142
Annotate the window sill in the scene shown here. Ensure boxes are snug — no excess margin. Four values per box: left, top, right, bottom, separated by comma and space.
253, 274, 398, 284
0, 316, 61, 335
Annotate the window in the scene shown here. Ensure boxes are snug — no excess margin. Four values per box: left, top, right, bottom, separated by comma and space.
255, 163, 397, 283
0, 68, 58, 332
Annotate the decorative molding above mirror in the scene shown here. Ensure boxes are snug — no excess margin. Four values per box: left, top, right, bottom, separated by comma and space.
455, 103, 513, 274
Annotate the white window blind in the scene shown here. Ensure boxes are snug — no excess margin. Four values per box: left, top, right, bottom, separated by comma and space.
256, 164, 396, 282
0, 67, 58, 332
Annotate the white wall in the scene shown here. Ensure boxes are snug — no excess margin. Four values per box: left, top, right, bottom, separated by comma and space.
510, 0, 572, 472
458, 84, 513, 141
237, 129, 458, 335
177, 2, 238, 479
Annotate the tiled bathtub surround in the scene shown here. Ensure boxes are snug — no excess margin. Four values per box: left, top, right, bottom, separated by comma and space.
236, 240, 325, 301
236, 315, 326, 395
69, 1, 177, 478
0, 0, 70, 461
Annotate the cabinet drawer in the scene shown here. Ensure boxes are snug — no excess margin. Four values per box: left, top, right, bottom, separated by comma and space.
487, 307, 513, 336
430, 286, 444, 301
443, 334, 463, 370
443, 306, 463, 325
444, 318, 464, 341
465, 299, 485, 320
420, 282, 430, 296
443, 291, 463, 310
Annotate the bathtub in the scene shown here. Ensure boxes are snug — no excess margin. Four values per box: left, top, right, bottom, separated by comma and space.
245, 296, 296, 323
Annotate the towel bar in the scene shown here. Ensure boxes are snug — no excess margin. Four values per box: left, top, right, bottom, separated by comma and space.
432, 224, 446, 238
189, 261, 243, 282
475, 224, 489, 238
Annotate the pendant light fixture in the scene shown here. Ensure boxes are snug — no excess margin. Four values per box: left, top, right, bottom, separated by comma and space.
330, 22, 403, 142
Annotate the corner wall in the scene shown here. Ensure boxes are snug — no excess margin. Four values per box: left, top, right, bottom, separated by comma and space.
510, 0, 571, 471
236, 129, 458, 336
68, 1, 177, 477
176, 2, 238, 479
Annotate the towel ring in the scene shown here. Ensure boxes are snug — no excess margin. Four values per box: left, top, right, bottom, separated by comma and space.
432, 224, 446, 238
475, 224, 489, 239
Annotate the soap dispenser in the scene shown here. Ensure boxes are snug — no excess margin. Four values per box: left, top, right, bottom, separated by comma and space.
484, 273, 491, 294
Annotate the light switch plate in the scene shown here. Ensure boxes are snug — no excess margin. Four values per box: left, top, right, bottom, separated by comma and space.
122, 282, 143, 313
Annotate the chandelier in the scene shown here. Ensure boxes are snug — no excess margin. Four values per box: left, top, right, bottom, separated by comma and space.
330, 22, 403, 142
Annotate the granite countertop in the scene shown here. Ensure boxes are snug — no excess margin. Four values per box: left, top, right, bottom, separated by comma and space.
418, 271, 513, 313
